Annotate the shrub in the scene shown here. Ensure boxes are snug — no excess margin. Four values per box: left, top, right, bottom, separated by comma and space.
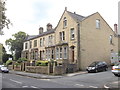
15, 62, 20, 66
17, 57, 27, 63
36, 60, 48, 66
6, 60, 13, 66
118, 51, 120, 56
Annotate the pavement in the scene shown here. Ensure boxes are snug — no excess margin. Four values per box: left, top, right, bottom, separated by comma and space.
9, 70, 87, 79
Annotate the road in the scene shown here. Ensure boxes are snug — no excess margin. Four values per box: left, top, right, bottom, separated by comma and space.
1, 70, 119, 89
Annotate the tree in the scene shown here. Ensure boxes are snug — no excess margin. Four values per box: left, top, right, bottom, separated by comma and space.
2, 45, 13, 63
0, 0, 11, 35
5, 31, 28, 60
118, 51, 120, 56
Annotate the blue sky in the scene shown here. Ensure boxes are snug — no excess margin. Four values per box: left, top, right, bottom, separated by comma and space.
0, 0, 119, 53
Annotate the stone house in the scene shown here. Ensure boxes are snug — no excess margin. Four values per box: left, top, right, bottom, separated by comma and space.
22, 8, 118, 72
0, 43, 2, 64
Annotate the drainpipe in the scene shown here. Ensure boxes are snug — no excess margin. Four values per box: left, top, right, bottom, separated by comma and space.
77, 22, 81, 71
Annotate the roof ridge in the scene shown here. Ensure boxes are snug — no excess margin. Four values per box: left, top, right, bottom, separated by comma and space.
66, 10, 85, 22
67, 11, 85, 18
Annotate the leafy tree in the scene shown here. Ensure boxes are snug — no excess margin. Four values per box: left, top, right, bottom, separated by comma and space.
6, 60, 12, 66
118, 51, 120, 56
5, 31, 28, 60
0, 0, 11, 35
2, 45, 13, 63
17, 57, 27, 63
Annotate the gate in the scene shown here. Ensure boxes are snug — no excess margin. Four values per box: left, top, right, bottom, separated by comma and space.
49, 62, 53, 73
66, 64, 76, 73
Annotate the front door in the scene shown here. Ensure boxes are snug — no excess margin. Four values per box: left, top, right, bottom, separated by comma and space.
71, 46, 75, 63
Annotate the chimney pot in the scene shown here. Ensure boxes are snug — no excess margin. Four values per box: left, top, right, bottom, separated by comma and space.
47, 23, 52, 31
114, 24, 118, 34
39, 27, 43, 34
65, 7, 67, 11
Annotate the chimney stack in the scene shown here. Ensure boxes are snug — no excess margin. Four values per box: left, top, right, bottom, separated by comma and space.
47, 23, 52, 31
39, 27, 43, 34
65, 7, 67, 11
114, 24, 118, 34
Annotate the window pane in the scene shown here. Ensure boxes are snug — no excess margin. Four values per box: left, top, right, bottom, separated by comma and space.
25, 43, 28, 49
96, 19, 100, 29
109, 35, 113, 44
34, 40, 37, 47
40, 38, 42, 47
59, 32, 62, 41
63, 17, 67, 28
51, 50, 54, 59
56, 48, 59, 59
64, 47, 67, 59
62, 31, 65, 40
60, 47, 62, 58
71, 28, 75, 39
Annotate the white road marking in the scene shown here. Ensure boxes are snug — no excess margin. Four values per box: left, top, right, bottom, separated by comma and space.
31, 86, 38, 88
104, 85, 109, 88
89, 86, 98, 88
40, 79, 50, 81
74, 84, 84, 87
22, 86, 28, 88
9, 79, 22, 84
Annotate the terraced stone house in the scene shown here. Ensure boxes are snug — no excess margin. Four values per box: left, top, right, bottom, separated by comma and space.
22, 8, 118, 72
0, 43, 2, 64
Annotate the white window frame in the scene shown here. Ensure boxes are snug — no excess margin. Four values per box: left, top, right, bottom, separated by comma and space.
25, 43, 28, 49
48, 49, 51, 60
34, 40, 37, 47
109, 35, 113, 44
40, 38, 42, 47
51, 49, 54, 59
59, 31, 65, 41
59, 47, 62, 59
35, 51, 38, 60
63, 17, 67, 28
59, 32, 62, 41
43, 38, 45, 46
56, 48, 59, 59
62, 31, 65, 40
63, 47, 67, 59
70, 28, 75, 40
96, 19, 100, 29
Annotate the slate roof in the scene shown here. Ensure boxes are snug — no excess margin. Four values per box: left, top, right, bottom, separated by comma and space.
25, 29, 55, 41
67, 11, 85, 22
24, 11, 91, 42
26, 35, 37, 40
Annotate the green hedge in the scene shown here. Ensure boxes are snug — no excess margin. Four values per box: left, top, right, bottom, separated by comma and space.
17, 57, 27, 63
36, 60, 48, 66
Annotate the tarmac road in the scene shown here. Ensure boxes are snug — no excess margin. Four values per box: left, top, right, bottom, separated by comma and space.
1, 70, 119, 89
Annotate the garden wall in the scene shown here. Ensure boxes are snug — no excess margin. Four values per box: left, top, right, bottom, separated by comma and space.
53, 66, 66, 75
25, 66, 49, 74
14, 65, 21, 71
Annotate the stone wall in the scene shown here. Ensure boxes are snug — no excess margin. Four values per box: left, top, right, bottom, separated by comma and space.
25, 66, 49, 74
8, 65, 13, 70
14, 65, 21, 71
53, 66, 65, 75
